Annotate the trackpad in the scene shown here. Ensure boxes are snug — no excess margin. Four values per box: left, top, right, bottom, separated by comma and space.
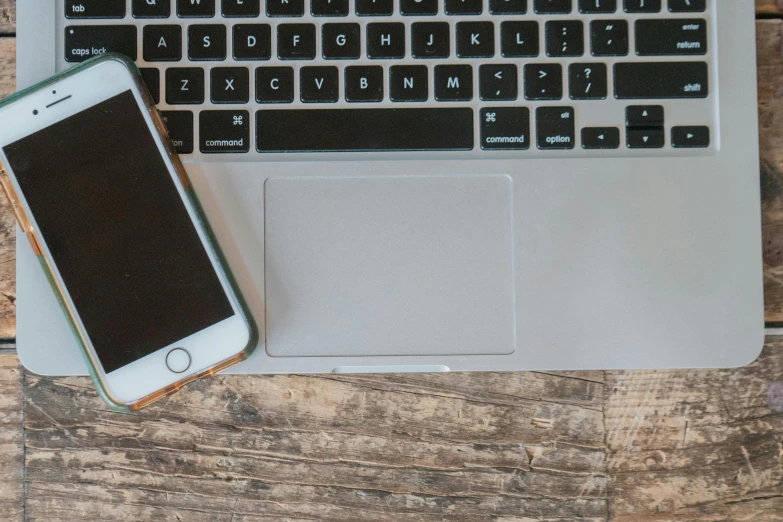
264, 175, 515, 357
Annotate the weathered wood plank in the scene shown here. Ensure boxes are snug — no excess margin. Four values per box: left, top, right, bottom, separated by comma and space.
0, 0, 14, 36
0, 37, 15, 341
758, 0, 783, 16
0, 353, 23, 522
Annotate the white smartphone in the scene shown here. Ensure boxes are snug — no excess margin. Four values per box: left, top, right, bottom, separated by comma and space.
0, 55, 255, 410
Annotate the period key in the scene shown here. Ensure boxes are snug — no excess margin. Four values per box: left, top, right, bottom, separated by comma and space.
481, 108, 530, 150
200, 111, 251, 153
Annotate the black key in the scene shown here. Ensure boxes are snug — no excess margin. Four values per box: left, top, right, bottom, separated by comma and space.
412, 23, 450, 59
133, 0, 171, 18
139, 68, 161, 104
623, 0, 660, 12
615, 62, 708, 99
165, 68, 205, 104
143, 25, 183, 62
546, 21, 583, 57
356, 0, 394, 15
159, 111, 194, 154
345, 66, 384, 102
579, 0, 616, 12
435, 65, 473, 101
669, 0, 705, 12
479, 64, 518, 101
256, 108, 474, 151
390, 65, 429, 102
267, 0, 305, 16
534, 0, 571, 13
200, 110, 250, 153
223, 0, 261, 16
277, 24, 316, 59
445, 0, 483, 15
569, 63, 607, 100
312, 0, 350, 15
66, 0, 126, 18
322, 23, 361, 59
367, 23, 405, 58
626, 105, 663, 127
501, 21, 539, 58
400, 0, 439, 15
65, 26, 137, 62
188, 25, 227, 60
671, 126, 709, 148
457, 22, 494, 58
233, 24, 272, 60
627, 128, 664, 148
581, 127, 620, 149
524, 63, 562, 100
591, 20, 628, 56
211, 67, 250, 103
256, 67, 295, 102
300, 66, 340, 102
636, 19, 707, 56
537, 106, 575, 150
177, 0, 216, 17
490, 0, 528, 14
481, 107, 530, 150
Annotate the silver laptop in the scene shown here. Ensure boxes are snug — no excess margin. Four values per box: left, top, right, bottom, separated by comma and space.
14, 0, 763, 375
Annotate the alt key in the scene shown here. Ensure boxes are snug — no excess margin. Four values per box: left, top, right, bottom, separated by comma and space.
480, 107, 530, 150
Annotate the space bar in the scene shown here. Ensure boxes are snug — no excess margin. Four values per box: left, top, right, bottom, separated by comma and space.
256, 108, 474, 152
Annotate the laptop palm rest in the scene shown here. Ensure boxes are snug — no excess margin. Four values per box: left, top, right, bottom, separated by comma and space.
264, 175, 516, 358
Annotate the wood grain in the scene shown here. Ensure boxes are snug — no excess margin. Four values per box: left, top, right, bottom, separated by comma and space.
0, 353, 23, 522
758, 0, 783, 16
0, 0, 14, 36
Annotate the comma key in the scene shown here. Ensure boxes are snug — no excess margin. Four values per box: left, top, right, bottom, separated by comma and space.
481, 107, 530, 151
536, 106, 575, 150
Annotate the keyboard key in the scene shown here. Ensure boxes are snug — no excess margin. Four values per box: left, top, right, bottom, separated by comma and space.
435, 65, 473, 101
312, 0, 350, 16
481, 107, 530, 150
669, 0, 705, 12
401, 0, 439, 15
479, 64, 518, 101
159, 111, 194, 154
591, 20, 628, 56
412, 23, 450, 59
623, 0, 660, 12
534, 0, 571, 13
133, 0, 171, 18
490, 0, 528, 14
356, 0, 394, 15
367, 23, 406, 58
200, 110, 250, 153
300, 66, 340, 102
223, 0, 261, 16
256, 109, 474, 151
569, 63, 607, 100
267, 0, 305, 16
581, 127, 620, 149
626, 105, 663, 127
614, 62, 708, 99
501, 21, 539, 57
446, 0, 483, 15
524, 63, 562, 100
256, 67, 295, 102
165, 67, 205, 104
627, 128, 664, 148
579, 0, 616, 12
636, 19, 707, 56
537, 106, 575, 150
457, 22, 495, 58
65, 26, 137, 62
390, 65, 429, 101
66, 0, 125, 18
233, 24, 272, 60
277, 24, 316, 59
177, 0, 216, 17
671, 126, 709, 148
345, 66, 384, 102
211, 67, 250, 104
143, 25, 183, 62
546, 21, 584, 57
322, 23, 361, 59
139, 68, 161, 104
188, 25, 227, 60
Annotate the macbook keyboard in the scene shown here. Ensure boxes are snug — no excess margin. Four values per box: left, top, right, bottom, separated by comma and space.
60, 0, 715, 156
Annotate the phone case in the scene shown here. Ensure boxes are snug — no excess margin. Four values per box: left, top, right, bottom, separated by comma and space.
0, 53, 258, 412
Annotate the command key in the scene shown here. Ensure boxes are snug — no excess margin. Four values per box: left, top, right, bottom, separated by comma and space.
199, 111, 250, 154
480, 107, 530, 151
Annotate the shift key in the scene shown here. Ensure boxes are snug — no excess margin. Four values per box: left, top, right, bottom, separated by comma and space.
615, 62, 708, 99
65, 25, 137, 62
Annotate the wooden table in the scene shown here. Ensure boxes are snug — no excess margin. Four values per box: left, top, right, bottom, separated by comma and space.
1, 1, 783, 520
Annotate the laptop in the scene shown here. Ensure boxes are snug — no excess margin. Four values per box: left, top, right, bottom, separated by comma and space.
14, 0, 763, 375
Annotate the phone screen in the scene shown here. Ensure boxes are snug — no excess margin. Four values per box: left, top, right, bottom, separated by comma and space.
2, 90, 235, 373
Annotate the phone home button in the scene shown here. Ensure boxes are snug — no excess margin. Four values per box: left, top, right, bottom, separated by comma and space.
165, 348, 191, 374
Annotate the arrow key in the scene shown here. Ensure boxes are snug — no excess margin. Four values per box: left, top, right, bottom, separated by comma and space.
479, 64, 518, 101
582, 127, 620, 149
626, 105, 663, 127
672, 126, 709, 148
627, 127, 664, 149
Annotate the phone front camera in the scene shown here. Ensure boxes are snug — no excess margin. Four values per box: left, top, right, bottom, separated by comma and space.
32, 110, 38, 116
